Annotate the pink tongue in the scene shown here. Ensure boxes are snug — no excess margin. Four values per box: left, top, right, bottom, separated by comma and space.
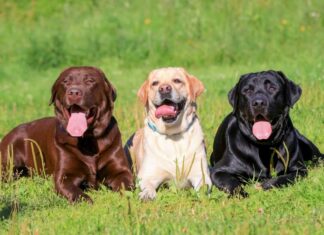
155, 105, 177, 118
252, 121, 272, 140
66, 112, 88, 137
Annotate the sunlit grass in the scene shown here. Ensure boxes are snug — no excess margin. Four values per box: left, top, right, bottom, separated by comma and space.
0, 0, 323, 234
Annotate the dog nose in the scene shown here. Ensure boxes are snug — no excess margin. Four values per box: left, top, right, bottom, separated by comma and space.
67, 88, 83, 101
252, 98, 267, 108
159, 84, 172, 94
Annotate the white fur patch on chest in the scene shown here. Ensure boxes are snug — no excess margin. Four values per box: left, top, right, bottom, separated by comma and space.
142, 120, 205, 176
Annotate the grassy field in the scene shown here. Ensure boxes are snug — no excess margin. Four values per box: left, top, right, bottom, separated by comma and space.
0, 0, 323, 234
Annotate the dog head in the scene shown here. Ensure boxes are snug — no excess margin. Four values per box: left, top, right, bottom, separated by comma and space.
228, 70, 301, 143
138, 67, 204, 135
50, 66, 116, 137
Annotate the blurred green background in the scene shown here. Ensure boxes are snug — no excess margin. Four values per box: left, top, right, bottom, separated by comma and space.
0, 0, 323, 69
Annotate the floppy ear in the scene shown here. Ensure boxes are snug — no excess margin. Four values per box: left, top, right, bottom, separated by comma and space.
97, 68, 117, 103
277, 71, 302, 107
228, 83, 238, 110
104, 78, 117, 103
49, 74, 63, 106
111, 85, 117, 102
187, 74, 205, 100
49, 83, 57, 105
137, 80, 149, 105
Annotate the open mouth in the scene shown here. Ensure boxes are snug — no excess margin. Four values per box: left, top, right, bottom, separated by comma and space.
68, 105, 96, 123
251, 114, 273, 140
154, 99, 186, 123
253, 114, 269, 123
63, 104, 97, 137
63, 105, 97, 124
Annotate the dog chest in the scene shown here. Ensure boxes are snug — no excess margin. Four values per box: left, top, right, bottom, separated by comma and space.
143, 122, 205, 163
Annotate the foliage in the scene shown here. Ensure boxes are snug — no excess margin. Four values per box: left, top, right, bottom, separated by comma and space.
0, 0, 323, 234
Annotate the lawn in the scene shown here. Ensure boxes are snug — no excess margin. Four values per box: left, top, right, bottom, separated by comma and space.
0, 1, 323, 234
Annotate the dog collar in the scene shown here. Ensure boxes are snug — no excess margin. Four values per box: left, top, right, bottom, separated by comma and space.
147, 115, 197, 135
147, 121, 159, 133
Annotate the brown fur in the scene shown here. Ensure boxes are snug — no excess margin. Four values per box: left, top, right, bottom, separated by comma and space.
0, 66, 134, 203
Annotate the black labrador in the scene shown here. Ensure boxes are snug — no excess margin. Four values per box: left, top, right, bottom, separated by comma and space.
210, 70, 323, 197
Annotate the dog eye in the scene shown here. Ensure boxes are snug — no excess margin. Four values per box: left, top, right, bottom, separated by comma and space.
151, 81, 159, 86
268, 86, 277, 92
266, 83, 277, 93
243, 87, 254, 95
62, 79, 70, 85
265, 80, 277, 93
62, 76, 73, 85
173, 78, 182, 84
85, 78, 95, 84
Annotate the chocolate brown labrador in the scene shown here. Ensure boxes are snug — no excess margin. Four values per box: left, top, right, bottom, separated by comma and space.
0, 66, 134, 203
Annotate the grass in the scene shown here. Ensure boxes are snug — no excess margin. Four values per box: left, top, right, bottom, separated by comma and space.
0, 0, 323, 234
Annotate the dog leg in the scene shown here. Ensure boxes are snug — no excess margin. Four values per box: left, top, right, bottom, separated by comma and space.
211, 171, 248, 197
137, 160, 168, 201
261, 170, 307, 190
54, 173, 93, 203
138, 178, 163, 201
104, 173, 134, 191
100, 161, 134, 191
138, 167, 167, 201
189, 175, 212, 196
188, 162, 212, 191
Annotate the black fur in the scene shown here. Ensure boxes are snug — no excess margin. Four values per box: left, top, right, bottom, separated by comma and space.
210, 70, 323, 197
124, 133, 135, 169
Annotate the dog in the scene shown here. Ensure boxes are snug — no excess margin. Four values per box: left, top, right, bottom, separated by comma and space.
0, 66, 134, 203
210, 70, 323, 197
125, 67, 212, 201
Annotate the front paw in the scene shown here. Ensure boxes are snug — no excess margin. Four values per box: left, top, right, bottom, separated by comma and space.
224, 186, 248, 198
232, 187, 248, 198
238, 189, 249, 198
71, 193, 93, 204
108, 174, 135, 192
261, 180, 275, 190
139, 189, 157, 201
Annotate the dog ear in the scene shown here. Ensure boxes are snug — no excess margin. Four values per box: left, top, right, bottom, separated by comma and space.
137, 80, 149, 105
49, 72, 64, 106
106, 80, 117, 102
49, 82, 58, 105
228, 83, 238, 110
179, 68, 204, 100
188, 74, 205, 100
228, 73, 252, 110
104, 78, 117, 103
277, 71, 302, 107
97, 68, 117, 103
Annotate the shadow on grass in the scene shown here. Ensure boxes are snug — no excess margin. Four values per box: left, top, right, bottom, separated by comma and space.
0, 199, 27, 221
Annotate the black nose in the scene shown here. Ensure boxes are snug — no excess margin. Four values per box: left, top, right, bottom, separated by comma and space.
67, 88, 83, 101
159, 84, 172, 94
252, 98, 267, 108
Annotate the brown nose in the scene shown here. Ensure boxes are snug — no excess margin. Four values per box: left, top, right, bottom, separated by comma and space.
158, 84, 172, 94
67, 88, 83, 101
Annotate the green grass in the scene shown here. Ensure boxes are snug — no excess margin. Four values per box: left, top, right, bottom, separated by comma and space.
0, 0, 323, 234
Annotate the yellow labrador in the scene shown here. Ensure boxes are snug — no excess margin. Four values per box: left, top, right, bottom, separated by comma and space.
125, 67, 211, 200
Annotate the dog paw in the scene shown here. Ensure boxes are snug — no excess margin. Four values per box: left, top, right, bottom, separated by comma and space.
225, 186, 248, 198
239, 190, 249, 198
139, 189, 156, 201
70, 193, 93, 204
261, 180, 275, 190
